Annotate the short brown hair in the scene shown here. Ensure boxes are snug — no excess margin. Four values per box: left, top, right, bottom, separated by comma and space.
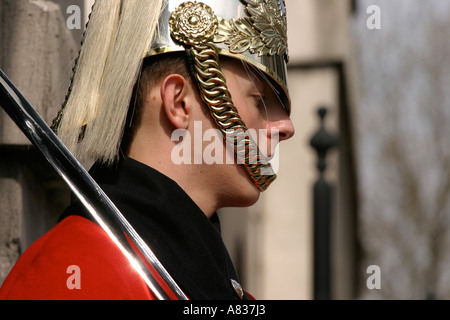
121, 52, 192, 155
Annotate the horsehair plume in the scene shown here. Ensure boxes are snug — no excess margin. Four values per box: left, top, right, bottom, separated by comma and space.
57, 0, 166, 164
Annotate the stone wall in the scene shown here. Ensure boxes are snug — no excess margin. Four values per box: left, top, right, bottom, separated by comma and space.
0, 0, 79, 285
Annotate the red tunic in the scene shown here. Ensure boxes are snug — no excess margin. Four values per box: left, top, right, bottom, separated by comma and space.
0, 216, 157, 300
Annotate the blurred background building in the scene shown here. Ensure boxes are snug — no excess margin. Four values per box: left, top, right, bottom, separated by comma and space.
1, 0, 449, 300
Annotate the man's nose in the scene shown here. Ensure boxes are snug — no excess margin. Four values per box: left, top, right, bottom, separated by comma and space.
268, 116, 295, 142
278, 117, 295, 142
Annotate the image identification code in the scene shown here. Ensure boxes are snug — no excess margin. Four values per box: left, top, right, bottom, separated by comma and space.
183, 304, 266, 317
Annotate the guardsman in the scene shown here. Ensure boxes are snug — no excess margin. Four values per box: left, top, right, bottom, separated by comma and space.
0, 0, 294, 300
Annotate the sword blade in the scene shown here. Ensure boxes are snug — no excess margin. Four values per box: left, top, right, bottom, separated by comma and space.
0, 68, 188, 300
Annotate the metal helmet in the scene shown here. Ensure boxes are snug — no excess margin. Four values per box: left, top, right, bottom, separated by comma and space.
53, 0, 290, 191
151, 0, 290, 113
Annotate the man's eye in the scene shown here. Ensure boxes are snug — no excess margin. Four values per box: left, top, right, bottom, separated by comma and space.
254, 95, 267, 110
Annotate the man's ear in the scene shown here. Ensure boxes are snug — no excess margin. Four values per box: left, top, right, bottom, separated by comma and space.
160, 74, 191, 130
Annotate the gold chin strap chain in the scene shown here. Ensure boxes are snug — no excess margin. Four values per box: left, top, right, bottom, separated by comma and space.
189, 43, 277, 192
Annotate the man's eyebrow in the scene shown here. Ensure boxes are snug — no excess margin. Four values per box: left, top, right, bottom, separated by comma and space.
241, 60, 281, 99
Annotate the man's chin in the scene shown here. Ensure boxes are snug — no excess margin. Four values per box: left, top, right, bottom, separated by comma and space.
233, 188, 261, 207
